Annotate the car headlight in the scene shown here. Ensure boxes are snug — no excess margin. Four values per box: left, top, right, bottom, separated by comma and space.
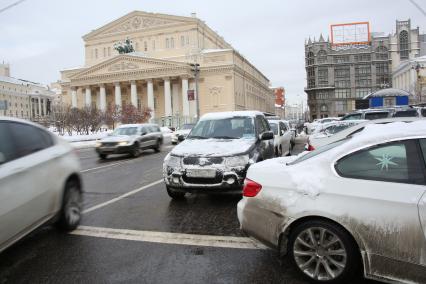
118, 141, 129, 146
226, 155, 249, 167
166, 155, 182, 168
95, 141, 102, 147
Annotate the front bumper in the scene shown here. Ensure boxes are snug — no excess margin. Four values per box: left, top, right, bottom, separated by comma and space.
164, 166, 247, 193
96, 145, 133, 155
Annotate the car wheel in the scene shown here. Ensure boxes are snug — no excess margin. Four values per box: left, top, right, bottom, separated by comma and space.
287, 145, 292, 156
154, 140, 162, 153
56, 179, 82, 231
131, 143, 140, 158
288, 220, 360, 283
99, 153, 107, 160
166, 186, 185, 199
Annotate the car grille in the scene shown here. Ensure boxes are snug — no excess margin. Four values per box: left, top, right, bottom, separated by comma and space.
183, 157, 224, 165
182, 175, 223, 185
102, 142, 118, 147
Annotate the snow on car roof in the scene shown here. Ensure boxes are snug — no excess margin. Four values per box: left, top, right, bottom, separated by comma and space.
200, 111, 263, 121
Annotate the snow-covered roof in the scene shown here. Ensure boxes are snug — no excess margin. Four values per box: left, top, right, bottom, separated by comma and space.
363, 88, 411, 99
0, 75, 44, 87
201, 49, 232, 54
200, 111, 264, 121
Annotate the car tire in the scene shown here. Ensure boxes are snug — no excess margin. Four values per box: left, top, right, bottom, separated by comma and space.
131, 143, 140, 158
288, 220, 361, 284
56, 179, 82, 231
154, 140, 162, 153
99, 153, 107, 160
166, 186, 185, 199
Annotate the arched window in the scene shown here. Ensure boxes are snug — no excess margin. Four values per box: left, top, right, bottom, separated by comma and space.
306, 51, 314, 66
375, 46, 388, 60
399, 30, 409, 60
317, 50, 327, 63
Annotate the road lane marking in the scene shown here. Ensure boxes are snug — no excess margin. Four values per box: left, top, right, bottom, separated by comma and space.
82, 179, 163, 214
70, 226, 268, 250
80, 159, 134, 173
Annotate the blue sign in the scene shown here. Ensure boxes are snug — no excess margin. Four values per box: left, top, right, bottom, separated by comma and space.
396, 96, 409, 106
370, 97, 383, 108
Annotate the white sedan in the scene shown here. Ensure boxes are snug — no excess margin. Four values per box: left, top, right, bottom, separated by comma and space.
238, 120, 426, 284
0, 117, 83, 253
268, 120, 292, 156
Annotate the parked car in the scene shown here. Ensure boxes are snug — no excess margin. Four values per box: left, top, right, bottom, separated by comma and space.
306, 117, 421, 150
392, 107, 419, 117
306, 117, 340, 134
95, 123, 163, 159
0, 117, 83, 253
340, 109, 392, 121
163, 111, 274, 199
171, 123, 196, 144
238, 120, 426, 284
267, 120, 292, 156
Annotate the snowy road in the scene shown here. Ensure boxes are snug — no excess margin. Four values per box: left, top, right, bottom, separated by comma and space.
0, 137, 379, 284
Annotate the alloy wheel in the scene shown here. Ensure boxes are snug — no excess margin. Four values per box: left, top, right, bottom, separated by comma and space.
293, 227, 347, 281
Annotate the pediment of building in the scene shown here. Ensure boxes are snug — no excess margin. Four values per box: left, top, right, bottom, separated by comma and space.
83, 11, 195, 40
69, 54, 188, 80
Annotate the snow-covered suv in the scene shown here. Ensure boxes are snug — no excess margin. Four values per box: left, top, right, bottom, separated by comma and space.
163, 111, 274, 199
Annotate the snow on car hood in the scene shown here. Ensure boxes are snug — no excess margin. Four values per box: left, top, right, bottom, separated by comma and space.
173, 129, 192, 136
171, 138, 256, 157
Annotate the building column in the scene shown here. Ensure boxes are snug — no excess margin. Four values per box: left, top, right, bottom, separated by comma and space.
114, 82, 122, 110
71, 88, 77, 108
147, 79, 155, 119
130, 80, 138, 107
42, 98, 47, 116
38, 97, 42, 117
164, 77, 172, 117
85, 87, 92, 107
181, 77, 189, 116
99, 84, 107, 111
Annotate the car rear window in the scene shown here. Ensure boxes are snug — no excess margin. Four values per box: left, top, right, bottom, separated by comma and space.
393, 110, 418, 117
364, 112, 389, 120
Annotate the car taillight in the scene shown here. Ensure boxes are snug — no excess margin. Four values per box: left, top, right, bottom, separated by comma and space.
243, 178, 262, 197
307, 144, 315, 151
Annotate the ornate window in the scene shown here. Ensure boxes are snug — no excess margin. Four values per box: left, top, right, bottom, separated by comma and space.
375, 46, 388, 60
317, 50, 327, 63
181, 36, 185, 47
399, 30, 409, 60
144, 41, 148, 51
165, 38, 169, 48
170, 37, 175, 48
318, 68, 328, 86
306, 51, 314, 66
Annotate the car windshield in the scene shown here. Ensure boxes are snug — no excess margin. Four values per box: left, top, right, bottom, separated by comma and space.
342, 113, 362, 120
288, 138, 349, 165
269, 122, 278, 135
181, 124, 195, 130
112, 127, 138, 136
187, 117, 255, 139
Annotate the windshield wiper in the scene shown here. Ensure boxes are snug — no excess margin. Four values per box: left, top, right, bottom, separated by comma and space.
211, 136, 238, 139
188, 135, 208, 139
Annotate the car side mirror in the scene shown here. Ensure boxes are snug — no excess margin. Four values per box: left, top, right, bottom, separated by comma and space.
140, 131, 147, 136
260, 131, 274, 140
178, 135, 185, 142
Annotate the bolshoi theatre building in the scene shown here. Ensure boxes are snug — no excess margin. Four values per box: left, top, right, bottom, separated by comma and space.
59, 11, 275, 125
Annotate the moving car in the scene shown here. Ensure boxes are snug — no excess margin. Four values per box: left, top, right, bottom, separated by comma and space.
95, 123, 163, 159
171, 123, 195, 144
0, 117, 83, 253
238, 120, 426, 284
306, 117, 421, 150
163, 111, 274, 199
267, 119, 292, 156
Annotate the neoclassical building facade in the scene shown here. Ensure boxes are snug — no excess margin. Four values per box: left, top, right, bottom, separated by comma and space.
59, 11, 274, 125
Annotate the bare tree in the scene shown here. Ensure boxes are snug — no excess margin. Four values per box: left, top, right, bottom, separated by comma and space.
103, 104, 121, 130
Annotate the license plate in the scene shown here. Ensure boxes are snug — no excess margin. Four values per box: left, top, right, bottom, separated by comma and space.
186, 169, 216, 178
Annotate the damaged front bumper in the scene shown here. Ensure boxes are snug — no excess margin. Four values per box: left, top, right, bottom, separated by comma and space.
164, 166, 247, 194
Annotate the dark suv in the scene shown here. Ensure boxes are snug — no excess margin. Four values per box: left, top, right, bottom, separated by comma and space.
163, 111, 274, 199
95, 123, 163, 159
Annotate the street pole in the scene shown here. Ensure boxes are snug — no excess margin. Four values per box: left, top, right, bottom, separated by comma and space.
190, 63, 200, 121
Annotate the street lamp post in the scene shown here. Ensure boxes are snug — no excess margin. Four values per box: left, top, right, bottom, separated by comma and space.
190, 63, 200, 121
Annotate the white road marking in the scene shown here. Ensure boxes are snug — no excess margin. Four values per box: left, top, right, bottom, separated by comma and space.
70, 226, 268, 250
82, 179, 163, 214
80, 159, 133, 173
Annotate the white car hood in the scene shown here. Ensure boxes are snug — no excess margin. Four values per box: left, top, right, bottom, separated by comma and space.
171, 138, 255, 157
100, 135, 132, 143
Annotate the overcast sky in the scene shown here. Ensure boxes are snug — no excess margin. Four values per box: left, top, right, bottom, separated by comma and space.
0, 0, 424, 104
